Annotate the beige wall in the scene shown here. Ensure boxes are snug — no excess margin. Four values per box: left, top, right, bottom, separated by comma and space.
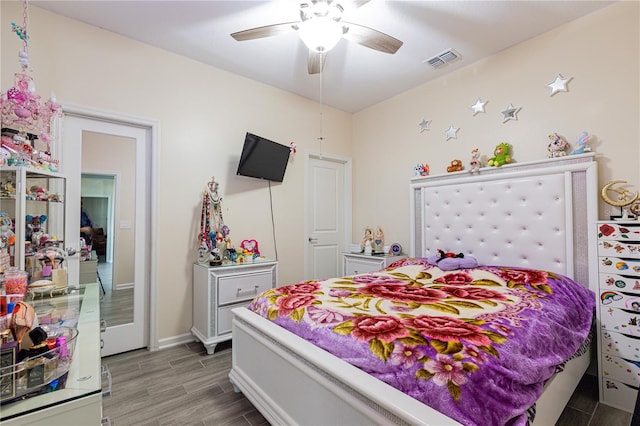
352, 1, 639, 253
1, 2, 353, 342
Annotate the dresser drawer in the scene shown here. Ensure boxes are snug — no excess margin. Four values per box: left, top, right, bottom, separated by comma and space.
599, 273, 640, 293
600, 307, 640, 337
602, 329, 640, 362
599, 289, 640, 312
601, 378, 638, 413
602, 353, 640, 387
598, 223, 640, 240
598, 257, 640, 277
598, 239, 640, 259
217, 271, 273, 305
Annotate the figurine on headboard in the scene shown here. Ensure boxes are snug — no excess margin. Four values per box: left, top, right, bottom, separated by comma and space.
469, 148, 481, 174
487, 143, 512, 167
547, 133, 569, 158
413, 163, 429, 177
571, 131, 591, 155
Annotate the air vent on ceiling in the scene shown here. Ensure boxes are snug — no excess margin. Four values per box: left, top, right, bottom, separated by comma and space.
424, 48, 462, 69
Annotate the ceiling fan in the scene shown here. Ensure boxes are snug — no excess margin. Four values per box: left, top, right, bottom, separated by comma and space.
231, 0, 403, 74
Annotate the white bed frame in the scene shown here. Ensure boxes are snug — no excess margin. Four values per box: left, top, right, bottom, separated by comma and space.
230, 154, 598, 426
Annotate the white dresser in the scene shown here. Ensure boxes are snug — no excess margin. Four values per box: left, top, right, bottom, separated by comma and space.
342, 253, 405, 276
596, 221, 640, 412
192, 261, 278, 354
1, 284, 103, 424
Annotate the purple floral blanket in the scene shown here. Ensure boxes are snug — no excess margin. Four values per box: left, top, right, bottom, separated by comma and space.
247, 258, 595, 426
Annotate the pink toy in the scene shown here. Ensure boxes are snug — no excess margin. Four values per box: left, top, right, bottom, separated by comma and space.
547, 133, 569, 158
469, 148, 481, 173
240, 239, 260, 257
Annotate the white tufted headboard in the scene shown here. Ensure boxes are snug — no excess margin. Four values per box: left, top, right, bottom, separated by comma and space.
410, 154, 597, 289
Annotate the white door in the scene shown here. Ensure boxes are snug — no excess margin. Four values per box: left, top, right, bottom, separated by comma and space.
62, 113, 150, 356
305, 154, 352, 280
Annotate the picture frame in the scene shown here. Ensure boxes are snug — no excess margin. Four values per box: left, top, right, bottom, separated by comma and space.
0, 341, 18, 401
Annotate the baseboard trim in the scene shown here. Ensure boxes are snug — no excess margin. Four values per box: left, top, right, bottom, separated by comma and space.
157, 333, 195, 350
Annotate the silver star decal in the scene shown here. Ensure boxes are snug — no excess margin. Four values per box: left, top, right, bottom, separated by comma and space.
471, 98, 487, 116
418, 119, 431, 133
445, 125, 459, 140
547, 74, 572, 96
501, 104, 521, 123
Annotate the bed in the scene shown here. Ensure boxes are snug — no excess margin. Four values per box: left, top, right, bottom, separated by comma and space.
229, 154, 598, 426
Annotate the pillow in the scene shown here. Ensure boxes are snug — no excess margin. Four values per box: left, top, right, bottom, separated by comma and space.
426, 249, 478, 270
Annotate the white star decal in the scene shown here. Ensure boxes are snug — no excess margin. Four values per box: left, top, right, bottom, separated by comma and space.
501, 104, 521, 123
471, 98, 487, 116
418, 119, 431, 133
445, 125, 459, 140
547, 74, 572, 96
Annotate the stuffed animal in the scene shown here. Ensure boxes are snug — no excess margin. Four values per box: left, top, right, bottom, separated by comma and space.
547, 133, 569, 158
446, 159, 464, 173
487, 143, 512, 167
571, 131, 591, 155
427, 249, 479, 271
413, 163, 429, 177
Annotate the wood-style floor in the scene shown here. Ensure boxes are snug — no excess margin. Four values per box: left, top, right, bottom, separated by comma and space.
102, 341, 632, 426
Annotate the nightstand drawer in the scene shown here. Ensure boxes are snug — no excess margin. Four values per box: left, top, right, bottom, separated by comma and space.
601, 378, 637, 413
599, 273, 640, 293
218, 271, 273, 305
600, 307, 640, 337
598, 257, 640, 277
599, 289, 640, 311
217, 301, 246, 335
598, 240, 640, 259
602, 353, 640, 387
602, 329, 640, 362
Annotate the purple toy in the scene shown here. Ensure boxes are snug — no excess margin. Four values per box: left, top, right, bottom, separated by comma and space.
426, 249, 479, 270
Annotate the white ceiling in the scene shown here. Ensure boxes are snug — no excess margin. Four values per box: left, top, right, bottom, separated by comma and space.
32, 0, 615, 113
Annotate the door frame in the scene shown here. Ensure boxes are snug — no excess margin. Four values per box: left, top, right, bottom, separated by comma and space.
304, 151, 352, 280
61, 103, 161, 352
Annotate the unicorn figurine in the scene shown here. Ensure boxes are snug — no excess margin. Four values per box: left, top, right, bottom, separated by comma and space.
571, 131, 591, 155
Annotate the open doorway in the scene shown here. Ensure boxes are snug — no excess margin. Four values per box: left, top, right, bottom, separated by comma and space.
81, 174, 115, 292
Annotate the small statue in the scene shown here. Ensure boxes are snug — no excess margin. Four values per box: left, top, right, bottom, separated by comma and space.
373, 227, 384, 253
361, 227, 374, 252
469, 148, 481, 174
547, 133, 569, 158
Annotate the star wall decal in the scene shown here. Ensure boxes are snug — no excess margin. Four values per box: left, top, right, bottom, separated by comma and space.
445, 125, 459, 140
501, 104, 521, 123
471, 98, 487, 116
547, 74, 573, 96
418, 119, 431, 133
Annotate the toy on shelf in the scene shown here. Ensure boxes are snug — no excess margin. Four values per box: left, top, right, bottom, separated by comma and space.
469, 148, 481, 174
361, 227, 374, 254
487, 143, 512, 167
571, 131, 591, 155
547, 133, 569, 158
446, 159, 464, 173
413, 163, 429, 177
239, 239, 260, 262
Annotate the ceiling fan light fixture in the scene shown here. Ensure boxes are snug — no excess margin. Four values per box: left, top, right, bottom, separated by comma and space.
298, 18, 343, 52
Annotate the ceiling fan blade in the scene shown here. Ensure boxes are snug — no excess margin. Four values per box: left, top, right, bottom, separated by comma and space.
308, 50, 326, 75
231, 22, 298, 41
342, 22, 403, 54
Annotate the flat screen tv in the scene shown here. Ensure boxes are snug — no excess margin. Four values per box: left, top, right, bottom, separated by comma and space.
237, 132, 290, 182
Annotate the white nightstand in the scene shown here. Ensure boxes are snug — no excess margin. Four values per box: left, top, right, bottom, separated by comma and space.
192, 261, 278, 354
342, 253, 405, 276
